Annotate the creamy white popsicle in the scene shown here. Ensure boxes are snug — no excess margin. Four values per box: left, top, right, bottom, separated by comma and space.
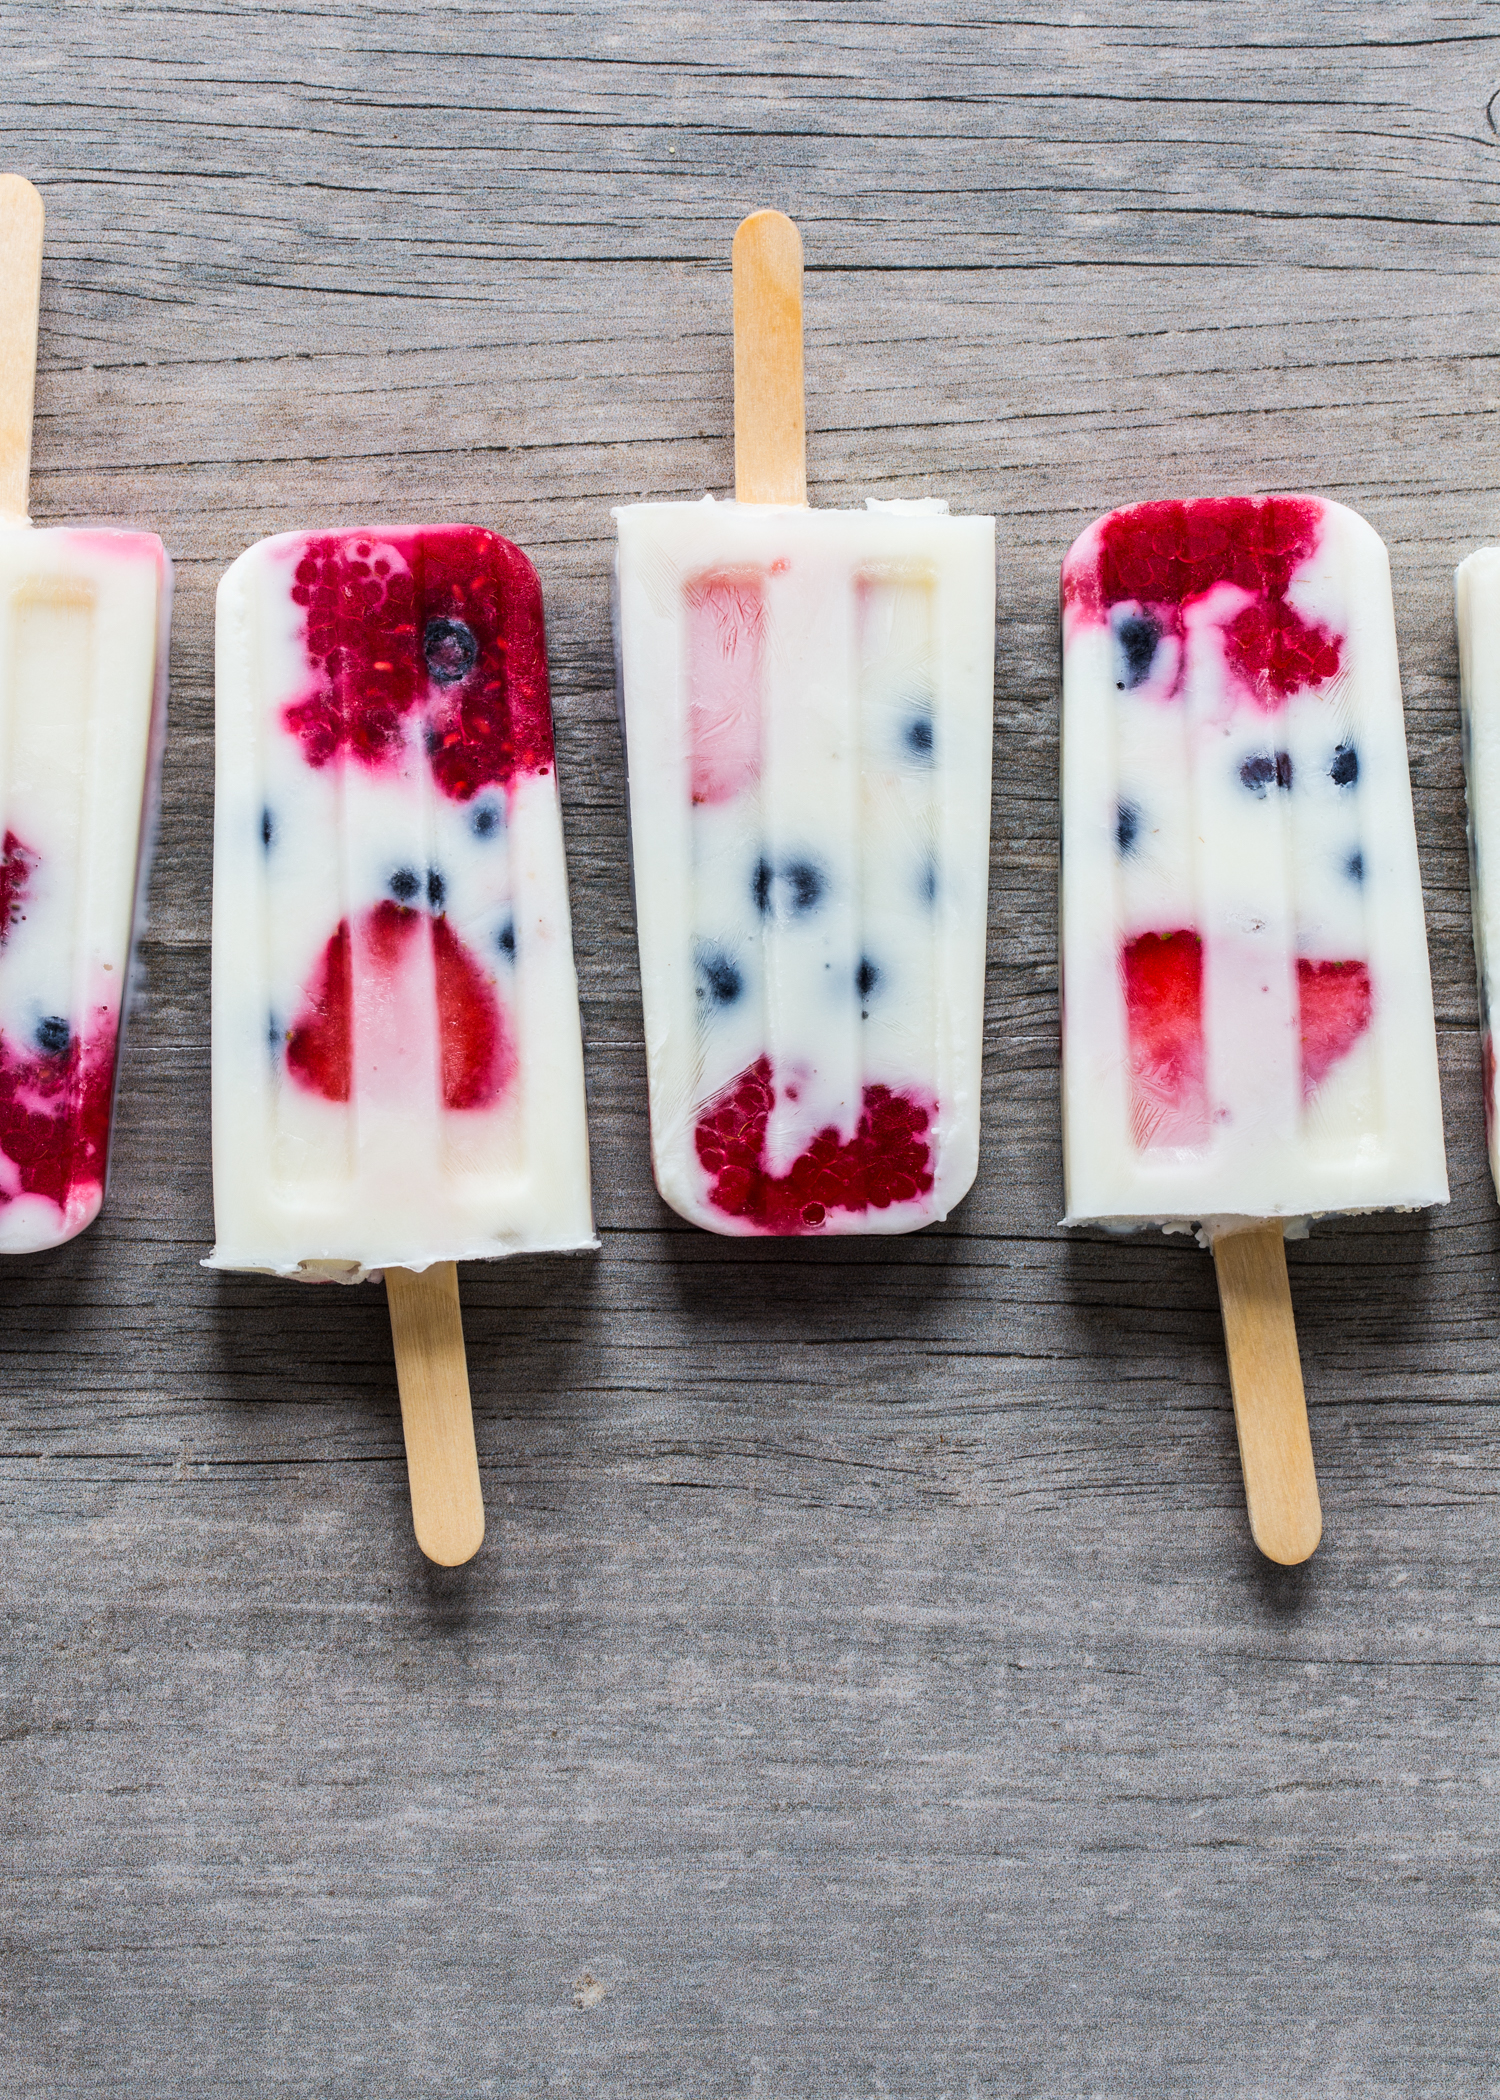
615, 215, 995, 1237
1060, 492, 1446, 1565
209, 523, 594, 1279
1456, 545, 1500, 1190
1062, 494, 1447, 1232
0, 176, 170, 1254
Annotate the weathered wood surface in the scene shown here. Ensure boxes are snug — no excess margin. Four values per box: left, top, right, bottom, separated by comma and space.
3, 3, 1500, 2092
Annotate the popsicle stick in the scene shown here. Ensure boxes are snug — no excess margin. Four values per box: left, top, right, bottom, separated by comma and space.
732, 209, 806, 505
1211, 1221, 1322, 1565
385, 1262, 485, 1567
0, 174, 43, 524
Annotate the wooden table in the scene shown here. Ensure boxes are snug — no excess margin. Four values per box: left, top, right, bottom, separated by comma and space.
4, 5, 1498, 2090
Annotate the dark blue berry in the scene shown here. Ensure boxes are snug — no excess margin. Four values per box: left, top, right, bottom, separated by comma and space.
35, 1016, 70, 1056
751, 856, 826, 918
1345, 851, 1364, 883
426, 868, 446, 911
904, 710, 935, 762
1330, 743, 1358, 787
1240, 752, 1293, 796
1114, 612, 1161, 690
389, 867, 420, 903
696, 948, 743, 1009
267, 1015, 282, 1049
471, 802, 502, 840
855, 957, 881, 1004
496, 919, 516, 960
918, 857, 938, 905
1116, 800, 1140, 855
424, 616, 478, 687
785, 861, 824, 914
261, 808, 275, 850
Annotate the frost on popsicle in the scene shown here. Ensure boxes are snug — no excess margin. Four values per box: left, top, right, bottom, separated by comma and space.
1065, 495, 1374, 1149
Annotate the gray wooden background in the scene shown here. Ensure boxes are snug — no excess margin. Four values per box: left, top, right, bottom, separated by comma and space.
3, 4, 1499, 2094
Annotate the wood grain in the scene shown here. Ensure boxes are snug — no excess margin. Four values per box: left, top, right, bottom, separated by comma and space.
2, 3, 1500, 2094
1213, 1221, 1323, 1566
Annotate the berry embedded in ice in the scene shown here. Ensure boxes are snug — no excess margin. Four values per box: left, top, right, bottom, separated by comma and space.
261, 808, 275, 849
1330, 743, 1359, 787
751, 855, 827, 918
855, 957, 881, 1006
424, 615, 479, 687
389, 867, 421, 903
34, 1016, 70, 1056
1116, 800, 1141, 855
1114, 611, 1161, 690
903, 709, 935, 761
471, 801, 502, 840
696, 948, 743, 1009
496, 918, 516, 960
1240, 751, 1294, 796
1346, 850, 1364, 883
426, 868, 446, 911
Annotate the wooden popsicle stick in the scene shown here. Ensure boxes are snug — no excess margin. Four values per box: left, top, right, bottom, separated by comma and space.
732, 209, 806, 505
385, 1262, 485, 1567
0, 174, 44, 523
1211, 1220, 1322, 1565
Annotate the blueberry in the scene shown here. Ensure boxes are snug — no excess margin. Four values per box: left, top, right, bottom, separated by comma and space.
1330, 742, 1358, 787
855, 957, 881, 1005
751, 856, 826, 918
1116, 800, 1140, 855
496, 918, 516, 960
267, 1015, 282, 1049
389, 867, 420, 903
35, 1016, 70, 1056
918, 857, 939, 905
904, 710, 935, 762
471, 802, 502, 840
1239, 752, 1292, 796
426, 867, 446, 911
785, 861, 824, 914
261, 807, 275, 850
1346, 850, 1364, 883
424, 616, 478, 687
696, 948, 743, 1009
1114, 612, 1160, 690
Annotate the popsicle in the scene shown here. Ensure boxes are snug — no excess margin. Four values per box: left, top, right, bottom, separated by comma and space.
1455, 547, 1500, 1191
209, 521, 594, 1564
1061, 493, 1447, 1562
0, 175, 169, 1254
614, 212, 995, 1236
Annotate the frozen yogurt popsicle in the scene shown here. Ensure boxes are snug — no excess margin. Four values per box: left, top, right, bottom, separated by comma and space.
209, 520, 594, 1563
1061, 493, 1447, 1560
615, 212, 995, 1236
1455, 546, 1500, 1191
0, 176, 169, 1254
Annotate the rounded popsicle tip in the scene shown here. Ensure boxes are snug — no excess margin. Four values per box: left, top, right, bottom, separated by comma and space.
0, 173, 44, 232
1249, 1491, 1322, 1567
413, 1500, 486, 1569
732, 207, 802, 266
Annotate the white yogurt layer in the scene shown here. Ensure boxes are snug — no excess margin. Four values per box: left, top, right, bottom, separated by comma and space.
615, 497, 995, 1237
1456, 545, 1500, 1196
208, 526, 595, 1281
0, 524, 169, 1252
1061, 495, 1446, 1233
